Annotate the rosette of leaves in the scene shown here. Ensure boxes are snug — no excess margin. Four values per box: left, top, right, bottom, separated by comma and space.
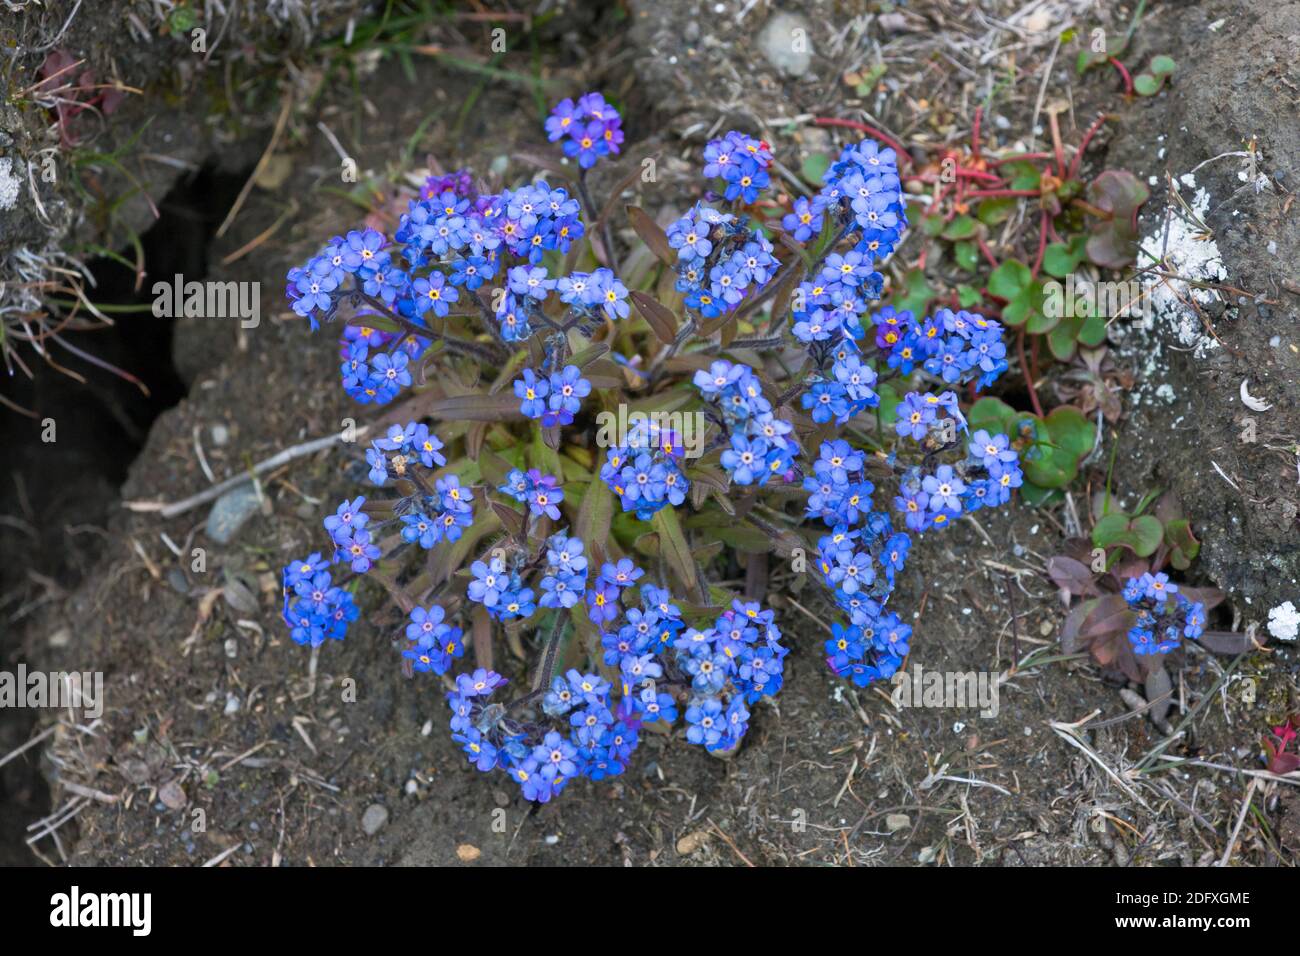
1048, 492, 1254, 719
967, 396, 1096, 506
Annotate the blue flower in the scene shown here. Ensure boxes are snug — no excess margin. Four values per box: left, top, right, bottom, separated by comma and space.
323, 497, 368, 543
547, 365, 591, 416
514, 368, 550, 419
783, 196, 823, 242
685, 698, 725, 747
467, 558, 508, 607
721, 434, 770, 486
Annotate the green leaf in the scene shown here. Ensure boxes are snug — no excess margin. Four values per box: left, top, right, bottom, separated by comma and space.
1019, 483, 1063, 507
1017, 406, 1095, 490
1133, 73, 1160, 96
988, 259, 1030, 300
1047, 313, 1084, 362
968, 396, 1019, 437
629, 291, 678, 343
424, 393, 525, 422
1092, 513, 1131, 549
953, 241, 979, 272
1042, 235, 1089, 278
889, 268, 936, 318
801, 152, 831, 186
1150, 55, 1176, 76
1075, 32, 1128, 75
1164, 518, 1200, 570
1078, 311, 1107, 347
1129, 515, 1163, 555
1004, 161, 1043, 192
1023, 284, 1057, 334
957, 284, 983, 308
1020, 418, 1070, 488
653, 508, 706, 603
626, 205, 674, 265
941, 215, 977, 240
1045, 405, 1096, 464
977, 196, 1018, 226
875, 381, 902, 431
573, 473, 613, 564
1091, 513, 1162, 557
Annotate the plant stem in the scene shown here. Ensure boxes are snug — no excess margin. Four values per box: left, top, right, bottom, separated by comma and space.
1016, 327, 1045, 418
578, 168, 617, 270
812, 117, 911, 165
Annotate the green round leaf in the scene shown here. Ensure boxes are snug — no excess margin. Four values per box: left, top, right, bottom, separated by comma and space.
1133, 73, 1161, 96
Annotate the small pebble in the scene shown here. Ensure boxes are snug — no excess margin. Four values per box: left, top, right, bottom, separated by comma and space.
361, 803, 389, 836
205, 484, 262, 544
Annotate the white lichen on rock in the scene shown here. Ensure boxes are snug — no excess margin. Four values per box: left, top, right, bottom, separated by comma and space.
1137, 173, 1228, 358
1267, 601, 1299, 642
0, 157, 21, 212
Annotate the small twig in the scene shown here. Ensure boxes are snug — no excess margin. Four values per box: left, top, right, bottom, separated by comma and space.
1218, 776, 1258, 866
217, 92, 293, 238
123, 426, 370, 519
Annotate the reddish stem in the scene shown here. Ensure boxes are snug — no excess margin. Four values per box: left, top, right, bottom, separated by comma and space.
813, 117, 911, 165
1017, 327, 1045, 418
1108, 57, 1134, 96
987, 152, 1054, 166
957, 166, 1003, 183
1068, 113, 1110, 179
963, 188, 1040, 200
976, 236, 1000, 269
1047, 111, 1066, 179
1030, 210, 1049, 278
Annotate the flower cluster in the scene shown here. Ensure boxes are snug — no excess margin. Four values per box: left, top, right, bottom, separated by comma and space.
446, 664, 633, 802
337, 319, 430, 405
599, 417, 691, 520
1122, 572, 1205, 655
513, 364, 592, 427
667, 199, 780, 319
538, 531, 589, 610
803, 442, 914, 684
498, 467, 565, 521
876, 306, 1009, 389
281, 553, 359, 648
819, 138, 908, 262
668, 602, 788, 751
280, 88, 1037, 807
694, 359, 799, 487
403, 604, 464, 675
467, 553, 536, 623
702, 130, 773, 202
545, 92, 623, 168
496, 265, 629, 343
286, 163, 623, 405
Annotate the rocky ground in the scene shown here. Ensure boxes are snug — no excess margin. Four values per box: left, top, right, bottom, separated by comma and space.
1, 0, 1297, 867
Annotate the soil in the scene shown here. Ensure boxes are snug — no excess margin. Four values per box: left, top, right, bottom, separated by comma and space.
2, 0, 1297, 868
